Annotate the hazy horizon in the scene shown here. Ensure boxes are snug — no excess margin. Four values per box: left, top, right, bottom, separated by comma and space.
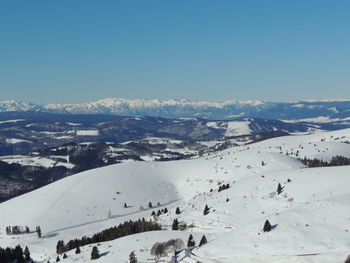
1, 0, 349, 104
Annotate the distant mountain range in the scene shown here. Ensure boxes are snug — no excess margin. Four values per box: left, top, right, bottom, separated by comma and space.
1, 98, 350, 120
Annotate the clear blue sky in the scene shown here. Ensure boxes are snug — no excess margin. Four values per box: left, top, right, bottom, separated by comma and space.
0, 0, 349, 103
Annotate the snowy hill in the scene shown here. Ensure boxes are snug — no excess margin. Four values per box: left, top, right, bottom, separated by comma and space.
2, 98, 350, 120
1, 129, 350, 262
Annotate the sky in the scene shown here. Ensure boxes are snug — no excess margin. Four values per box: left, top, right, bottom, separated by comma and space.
0, 0, 349, 104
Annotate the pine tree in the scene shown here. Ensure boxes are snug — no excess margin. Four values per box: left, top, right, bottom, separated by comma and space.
129, 251, 138, 263
175, 207, 181, 214
75, 246, 81, 254
56, 256, 60, 262
277, 183, 284, 195
151, 211, 156, 217
187, 234, 195, 247
164, 207, 168, 213
226, 198, 230, 202
24, 246, 31, 261
56, 240, 65, 254
36, 226, 42, 238
203, 204, 210, 215
148, 202, 153, 208
124, 203, 127, 208
172, 218, 179, 230
91, 246, 100, 260
199, 235, 207, 247
63, 253, 67, 259
263, 220, 272, 232
15, 245, 25, 263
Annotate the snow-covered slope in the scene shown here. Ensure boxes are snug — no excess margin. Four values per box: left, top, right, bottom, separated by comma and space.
1, 129, 350, 263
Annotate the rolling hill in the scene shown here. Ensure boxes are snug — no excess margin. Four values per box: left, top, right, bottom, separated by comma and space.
0, 129, 350, 263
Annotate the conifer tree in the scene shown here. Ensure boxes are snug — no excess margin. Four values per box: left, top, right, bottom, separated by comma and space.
56, 256, 60, 262
75, 246, 81, 254
199, 235, 207, 247
63, 253, 67, 259
187, 234, 195, 247
172, 218, 179, 230
175, 207, 181, 214
15, 245, 25, 263
91, 246, 100, 260
124, 203, 127, 208
203, 204, 210, 215
56, 240, 65, 254
277, 183, 284, 195
263, 220, 272, 232
148, 202, 153, 208
129, 251, 138, 263
164, 207, 168, 213
36, 226, 42, 238
24, 246, 31, 261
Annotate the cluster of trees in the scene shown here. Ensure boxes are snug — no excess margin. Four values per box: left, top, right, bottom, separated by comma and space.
187, 234, 207, 247
151, 207, 168, 217
56, 218, 162, 254
151, 239, 184, 257
0, 160, 68, 202
0, 245, 31, 263
218, 183, 230, 192
5, 225, 29, 235
300, 155, 350, 168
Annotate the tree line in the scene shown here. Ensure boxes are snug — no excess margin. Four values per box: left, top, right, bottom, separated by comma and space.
300, 155, 350, 167
56, 218, 162, 254
0, 245, 31, 263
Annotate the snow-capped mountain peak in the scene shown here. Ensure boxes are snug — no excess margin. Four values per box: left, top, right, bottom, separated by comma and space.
1, 98, 350, 120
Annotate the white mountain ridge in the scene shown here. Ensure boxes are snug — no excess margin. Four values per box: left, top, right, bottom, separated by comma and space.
1, 98, 350, 120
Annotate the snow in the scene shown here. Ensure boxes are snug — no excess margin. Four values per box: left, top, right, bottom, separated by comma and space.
0, 119, 25, 124
1, 129, 350, 263
225, 120, 252, 136
5, 138, 32, 144
66, 122, 82, 126
76, 130, 99, 136
0, 155, 74, 168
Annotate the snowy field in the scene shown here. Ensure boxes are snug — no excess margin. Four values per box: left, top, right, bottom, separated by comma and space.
1, 129, 350, 263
